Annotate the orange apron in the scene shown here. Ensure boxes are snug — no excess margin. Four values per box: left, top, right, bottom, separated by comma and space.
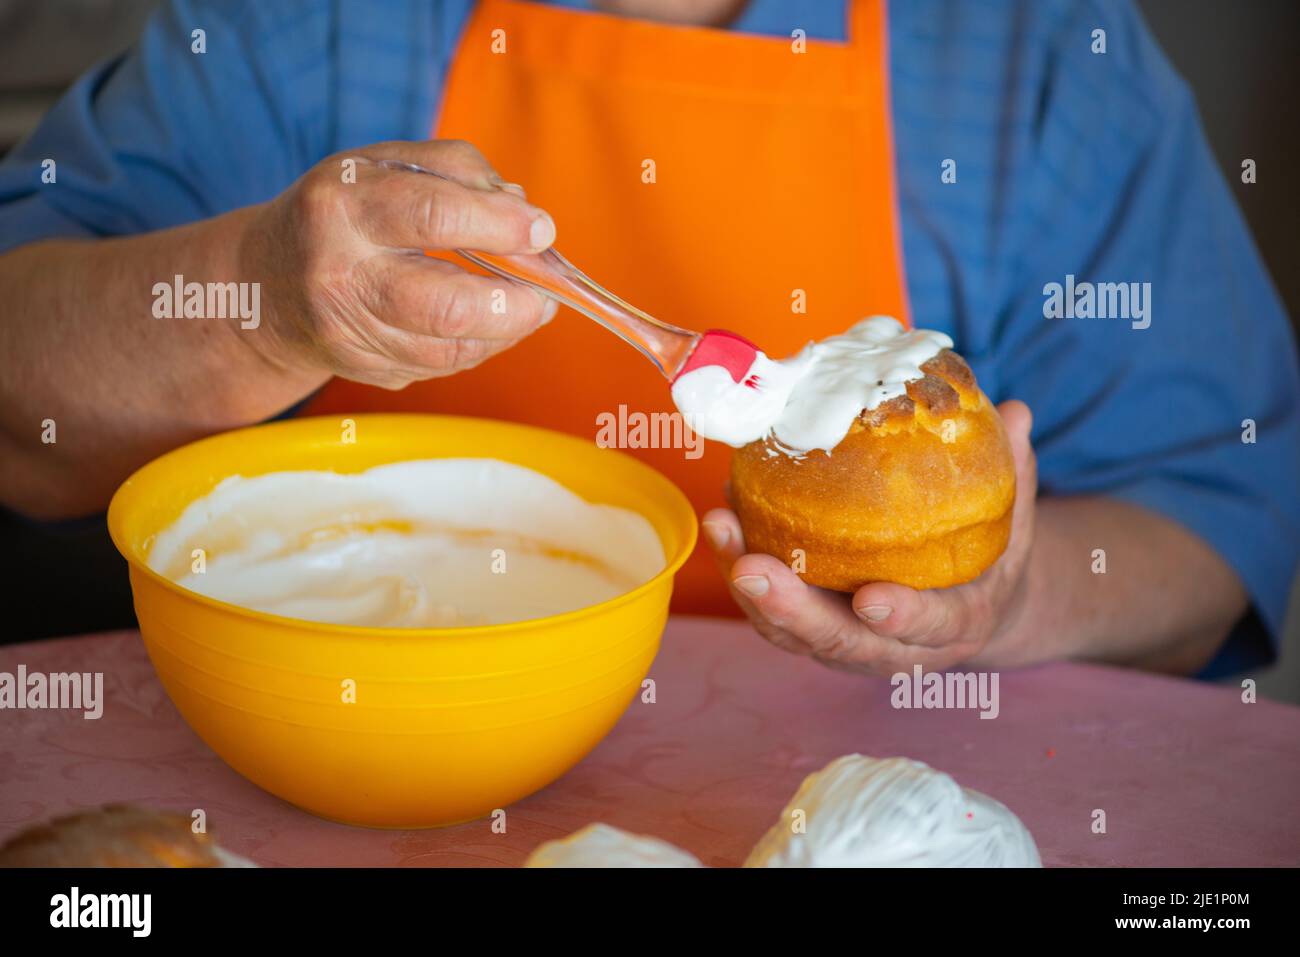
305, 0, 910, 615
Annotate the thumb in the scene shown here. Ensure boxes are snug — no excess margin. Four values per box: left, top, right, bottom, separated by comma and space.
996, 399, 1038, 559
997, 399, 1036, 495
997, 399, 1032, 460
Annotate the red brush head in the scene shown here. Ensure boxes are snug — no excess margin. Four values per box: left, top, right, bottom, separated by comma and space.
673, 329, 761, 385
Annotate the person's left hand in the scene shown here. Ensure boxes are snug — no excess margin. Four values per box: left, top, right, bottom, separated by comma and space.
701, 400, 1037, 676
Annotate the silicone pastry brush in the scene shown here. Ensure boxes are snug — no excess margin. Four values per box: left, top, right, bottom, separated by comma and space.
376, 159, 765, 387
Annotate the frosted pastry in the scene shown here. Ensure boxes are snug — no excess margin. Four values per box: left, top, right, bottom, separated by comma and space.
712, 317, 1015, 591
671, 316, 956, 455
524, 824, 703, 868
745, 754, 1041, 868
0, 805, 256, 868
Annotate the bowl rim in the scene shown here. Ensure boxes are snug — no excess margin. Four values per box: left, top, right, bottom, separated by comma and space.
107, 413, 699, 639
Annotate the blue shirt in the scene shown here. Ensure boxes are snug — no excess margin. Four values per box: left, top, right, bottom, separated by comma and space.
1, 0, 1296, 676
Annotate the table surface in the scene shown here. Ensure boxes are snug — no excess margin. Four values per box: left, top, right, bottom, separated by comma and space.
2, 618, 1298, 867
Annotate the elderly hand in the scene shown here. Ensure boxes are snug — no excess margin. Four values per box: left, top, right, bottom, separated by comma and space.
241, 139, 556, 389
702, 400, 1036, 676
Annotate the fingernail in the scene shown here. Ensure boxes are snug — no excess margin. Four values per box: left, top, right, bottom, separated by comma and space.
733, 575, 769, 598
499, 182, 526, 198
701, 520, 730, 550
541, 298, 558, 322
529, 213, 555, 250
858, 604, 892, 622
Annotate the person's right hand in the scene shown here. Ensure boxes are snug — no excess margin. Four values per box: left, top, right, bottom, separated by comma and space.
241, 140, 558, 388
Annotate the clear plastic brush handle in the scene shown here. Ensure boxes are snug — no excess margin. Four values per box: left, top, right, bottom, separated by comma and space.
375, 158, 701, 379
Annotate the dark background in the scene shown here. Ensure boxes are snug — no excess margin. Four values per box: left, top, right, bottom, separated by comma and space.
0, 1, 1297, 694
1138, 0, 1299, 335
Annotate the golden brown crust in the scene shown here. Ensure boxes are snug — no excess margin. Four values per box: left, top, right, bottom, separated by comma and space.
859, 349, 979, 430
0, 805, 227, 868
731, 349, 1015, 591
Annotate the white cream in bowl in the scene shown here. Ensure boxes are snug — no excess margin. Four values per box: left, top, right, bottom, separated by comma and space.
146, 459, 666, 628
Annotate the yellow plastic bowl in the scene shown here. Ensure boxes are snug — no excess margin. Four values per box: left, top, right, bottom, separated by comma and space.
108, 414, 697, 828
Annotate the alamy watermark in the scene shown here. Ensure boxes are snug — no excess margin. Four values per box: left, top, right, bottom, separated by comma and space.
50, 887, 150, 937
891, 665, 1000, 719
1043, 274, 1150, 329
152, 274, 260, 329
0, 666, 103, 719
595, 404, 703, 459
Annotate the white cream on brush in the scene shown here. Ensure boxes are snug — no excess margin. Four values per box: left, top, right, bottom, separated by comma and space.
671, 316, 952, 454
744, 754, 1041, 868
147, 459, 665, 628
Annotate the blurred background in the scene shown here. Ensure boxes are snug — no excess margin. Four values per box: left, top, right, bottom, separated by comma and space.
1, 0, 1296, 697
2, 0, 1296, 328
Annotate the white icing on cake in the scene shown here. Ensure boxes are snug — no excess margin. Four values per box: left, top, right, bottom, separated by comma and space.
671, 316, 953, 454
524, 824, 704, 868
744, 754, 1041, 868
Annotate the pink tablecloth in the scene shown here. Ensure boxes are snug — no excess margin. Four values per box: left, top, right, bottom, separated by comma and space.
2, 618, 1298, 867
